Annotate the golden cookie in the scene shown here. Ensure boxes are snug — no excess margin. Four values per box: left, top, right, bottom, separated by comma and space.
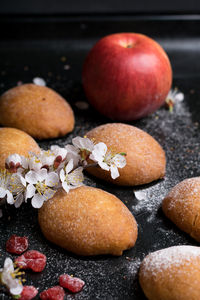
38, 186, 137, 256
0, 84, 74, 139
86, 123, 166, 186
162, 177, 200, 241
139, 245, 200, 300
0, 127, 40, 169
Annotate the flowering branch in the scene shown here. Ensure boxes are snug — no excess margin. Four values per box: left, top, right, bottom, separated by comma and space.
0, 137, 126, 211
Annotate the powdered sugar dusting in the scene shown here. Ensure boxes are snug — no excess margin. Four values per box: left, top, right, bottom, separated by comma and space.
132, 182, 167, 222
142, 245, 200, 275
165, 177, 200, 212
126, 257, 142, 276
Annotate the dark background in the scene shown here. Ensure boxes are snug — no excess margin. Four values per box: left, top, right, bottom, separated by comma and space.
0, 0, 200, 15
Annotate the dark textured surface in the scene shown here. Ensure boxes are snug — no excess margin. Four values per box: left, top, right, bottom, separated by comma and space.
0, 15, 200, 299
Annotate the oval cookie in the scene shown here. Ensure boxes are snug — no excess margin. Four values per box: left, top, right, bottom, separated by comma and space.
162, 177, 200, 241
86, 123, 166, 186
0, 84, 74, 139
38, 186, 137, 256
139, 245, 200, 300
0, 127, 40, 169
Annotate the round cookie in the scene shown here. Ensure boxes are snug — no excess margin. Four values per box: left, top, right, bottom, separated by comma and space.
86, 123, 166, 186
0, 84, 74, 139
162, 177, 200, 241
38, 186, 137, 256
139, 245, 200, 300
0, 127, 40, 169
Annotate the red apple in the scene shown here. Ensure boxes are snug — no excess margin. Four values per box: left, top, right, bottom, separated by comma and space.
82, 33, 172, 121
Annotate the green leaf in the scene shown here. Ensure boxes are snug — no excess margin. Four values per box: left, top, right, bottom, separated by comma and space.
120, 152, 127, 156
12, 295, 21, 299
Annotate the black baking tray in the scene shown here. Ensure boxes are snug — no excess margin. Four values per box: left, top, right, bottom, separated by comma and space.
0, 14, 200, 299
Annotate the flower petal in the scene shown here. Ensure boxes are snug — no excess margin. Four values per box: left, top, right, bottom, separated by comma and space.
14, 194, 24, 208
90, 142, 107, 162
31, 194, 45, 208
0, 187, 6, 199
73, 136, 94, 151
68, 167, 84, 186
62, 182, 70, 193
59, 169, 65, 183
65, 159, 74, 174
28, 155, 42, 171
9, 280, 23, 296
25, 171, 38, 184
134, 191, 146, 201
51, 145, 67, 160
26, 184, 36, 200
110, 165, 119, 179
3, 258, 14, 273
98, 161, 110, 171
112, 154, 126, 168
176, 92, 184, 102
19, 175, 27, 187
6, 191, 14, 205
37, 168, 48, 182
21, 156, 29, 169
43, 188, 56, 200
45, 172, 59, 187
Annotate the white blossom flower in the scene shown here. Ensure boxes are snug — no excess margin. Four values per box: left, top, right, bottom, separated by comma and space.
9, 173, 27, 208
5, 154, 28, 173
72, 136, 94, 152
51, 145, 67, 160
90, 142, 126, 179
28, 153, 43, 171
165, 88, 184, 112
0, 258, 23, 296
5, 154, 22, 173
60, 159, 84, 193
69, 136, 95, 164
39, 150, 56, 168
50, 145, 67, 168
25, 169, 59, 208
65, 144, 81, 167
0, 170, 14, 205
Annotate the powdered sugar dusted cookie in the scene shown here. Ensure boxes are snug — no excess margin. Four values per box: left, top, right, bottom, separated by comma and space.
38, 186, 137, 256
0, 84, 74, 139
0, 128, 40, 169
86, 123, 166, 186
139, 245, 200, 300
162, 177, 200, 241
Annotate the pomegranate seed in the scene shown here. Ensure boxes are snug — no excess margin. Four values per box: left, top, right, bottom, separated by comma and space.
6, 235, 28, 254
59, 274, 85, 293
20, 286, 38, 300
40, 286, 65, 300
15, 250, 46, 272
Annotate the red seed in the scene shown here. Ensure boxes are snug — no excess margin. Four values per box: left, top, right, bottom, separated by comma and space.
15, 250, 46, 272
20, 286, 38, 300
40, 286, 65, 300
59, 274, 85, 293
6, 235, 28, 254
